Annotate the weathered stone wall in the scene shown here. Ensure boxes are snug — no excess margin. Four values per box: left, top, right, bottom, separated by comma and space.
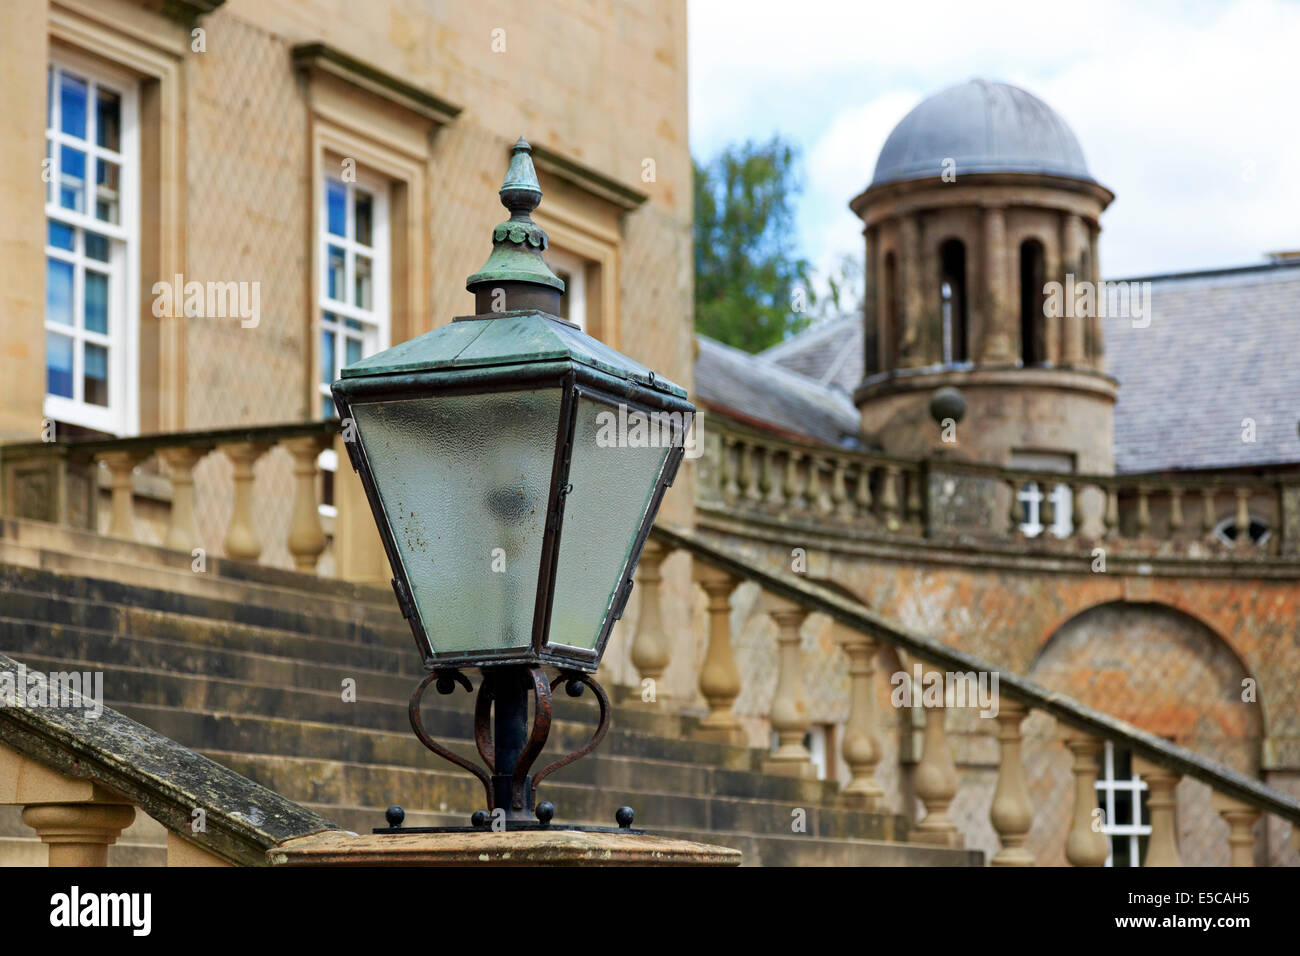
701, 526, 1300, 865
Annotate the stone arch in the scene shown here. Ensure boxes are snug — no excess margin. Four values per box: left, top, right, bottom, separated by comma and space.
1025, 600, 1264, 866
1030, 600, 1262, 755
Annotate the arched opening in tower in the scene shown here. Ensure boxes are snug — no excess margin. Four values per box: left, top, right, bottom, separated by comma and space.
939, 239, 968, 364
1019, 239, 1046, 365
883, 251, 900, 367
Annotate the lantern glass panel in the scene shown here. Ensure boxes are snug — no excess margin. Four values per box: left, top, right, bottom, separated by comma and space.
547, 395, 680, 651
351, 388, 563, 655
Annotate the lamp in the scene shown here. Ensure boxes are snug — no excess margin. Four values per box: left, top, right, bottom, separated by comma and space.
332, 138, 693, 826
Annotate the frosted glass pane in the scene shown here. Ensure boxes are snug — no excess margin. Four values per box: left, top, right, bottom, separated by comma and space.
353, 389, 562, 655
549, 398, 674, 651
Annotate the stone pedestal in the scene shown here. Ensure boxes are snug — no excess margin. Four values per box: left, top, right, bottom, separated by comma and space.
268, 829, 742, 867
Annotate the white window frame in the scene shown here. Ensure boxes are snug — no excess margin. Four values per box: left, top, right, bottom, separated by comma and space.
1016, 481, 1074, 538
44, 55, 140, 436
1095, 741, 1151, 867
546, 246, 588, 332
317, 168, 390, 518
1011, 450, 1075, 538
318, 169, 390, 418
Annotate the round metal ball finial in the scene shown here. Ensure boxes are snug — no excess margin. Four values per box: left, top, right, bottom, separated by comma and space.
615, 806, 635, 829
470, 810, 490, 829
535, 801, 555, 825
930, 386, 966, 426
385, 805, 405, 828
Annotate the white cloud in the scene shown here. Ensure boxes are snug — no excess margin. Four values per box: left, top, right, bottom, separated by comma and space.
690, 0, 1300, 278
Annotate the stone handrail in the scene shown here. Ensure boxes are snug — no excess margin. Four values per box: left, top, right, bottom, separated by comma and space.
698, 413, 1297, 558
0, 420, 341, 572
0, 651, 340, 866
642, 522, 1299, 866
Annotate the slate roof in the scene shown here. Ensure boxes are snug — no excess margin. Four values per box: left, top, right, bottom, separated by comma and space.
1106, 261, 1300, 474
746, 262, 1300, 474
759, 314, 864, 389
694, 335, 862, 447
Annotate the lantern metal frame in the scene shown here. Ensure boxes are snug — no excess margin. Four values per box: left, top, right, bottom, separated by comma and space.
332, 324, 693, 674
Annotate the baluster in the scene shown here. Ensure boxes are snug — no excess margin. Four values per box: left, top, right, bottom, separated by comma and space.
761, 447, 784, 507
1234, 487, 1251, 548
831, 458, 855, 520
785, 451, 808, 511
692, 563, 744, 745
1211, 793, 1259, 867
913, 668, 960, 845
98, 451, 141, 541
222, 441, 269, 562
1070, 482, 1086, 539
285, 436, 329, 571
905, 469, 922, 523
811, 458, 833, 515
761, 594, 815, 778
1007, 478, 1023, 536
1168, 486, 1184, 535
1040, 481, 1056, 534
1134, 758, 1182, 866
159, 447, 207, 551
990, 701, 1035, 866
1105, 485, 1120, 538
854, 465, 874, 518
1064, 732, 1109, 866
838, 632, 882, 807
21, 803, 136, 867
722, 437, 740, 503
1136, 485, 1151, 537
1201, 487, 1217, 538
741, 441, 762, 502
882, 465, 901, 529
630, 539, 671, 690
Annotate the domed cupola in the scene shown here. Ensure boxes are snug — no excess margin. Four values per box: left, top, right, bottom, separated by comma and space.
870, 79, 1094, 188
850, 79, 1118, 473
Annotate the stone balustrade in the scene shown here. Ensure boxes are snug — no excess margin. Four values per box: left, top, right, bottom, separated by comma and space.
641, 522, 1300, 867
0, 651, 339, 867
0, 421, 341, 573
698, 415, 1297, 558
699, 425, 926, 536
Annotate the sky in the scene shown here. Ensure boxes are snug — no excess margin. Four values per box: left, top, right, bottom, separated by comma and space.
688, 0, 1300, 292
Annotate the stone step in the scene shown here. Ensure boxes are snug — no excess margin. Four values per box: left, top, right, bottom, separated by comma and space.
0, 587, 416, 674
1, 614, 690, 741
0, 557, 408, 645
201, 751, 908, 843
6, 651, 761, 772
0, 516, 396, 611
114, 704, 841, 806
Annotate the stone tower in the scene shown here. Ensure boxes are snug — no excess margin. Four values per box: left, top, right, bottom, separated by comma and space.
851, 79, 1116, 473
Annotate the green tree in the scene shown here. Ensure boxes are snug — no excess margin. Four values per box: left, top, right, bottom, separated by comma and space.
693, 137, 814, 352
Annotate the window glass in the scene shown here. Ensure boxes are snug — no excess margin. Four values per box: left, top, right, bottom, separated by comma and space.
44, 62, 135, 434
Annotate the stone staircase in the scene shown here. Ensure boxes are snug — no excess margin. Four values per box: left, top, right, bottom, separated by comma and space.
0, 518, 981, 866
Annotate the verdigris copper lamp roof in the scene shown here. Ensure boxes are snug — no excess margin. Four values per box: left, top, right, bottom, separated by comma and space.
331, 136, 694, 825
